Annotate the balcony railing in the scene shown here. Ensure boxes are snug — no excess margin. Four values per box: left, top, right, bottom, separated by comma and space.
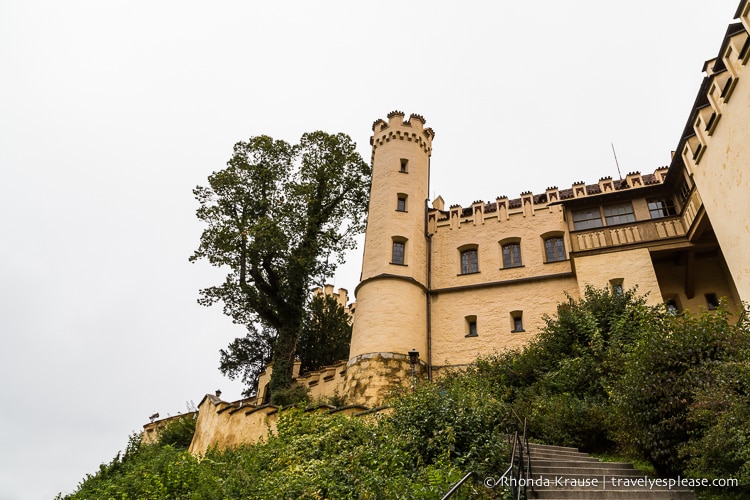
570, 216, 686, 252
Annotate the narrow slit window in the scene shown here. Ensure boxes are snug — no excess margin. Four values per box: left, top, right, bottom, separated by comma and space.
465, 316, 478, 337
511, 311, 524, 332
400, 158, 409, 173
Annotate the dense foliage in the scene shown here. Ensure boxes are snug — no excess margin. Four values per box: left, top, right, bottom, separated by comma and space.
63, 378, 511, 499
470, 286, 750, 493
191, 132, 370, 398
65, 287, 750, 498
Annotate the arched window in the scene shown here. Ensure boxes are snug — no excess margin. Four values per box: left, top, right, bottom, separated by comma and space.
542, 233, 566, 263
458, 244, 479, 274
500, 238, 522, 269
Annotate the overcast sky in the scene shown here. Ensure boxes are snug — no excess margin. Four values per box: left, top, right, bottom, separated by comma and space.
0, 1, 741, 498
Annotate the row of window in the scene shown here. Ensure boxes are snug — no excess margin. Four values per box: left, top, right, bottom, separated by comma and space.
665, 292, 720, 314
572, 199, 676, 231
391, 237, 566, 269
465, 312, 524, 337
455, 236, 565, 274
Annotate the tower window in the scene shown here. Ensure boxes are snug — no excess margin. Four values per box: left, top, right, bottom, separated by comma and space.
604, 203, 636, 225
511, 311, 524, 332
544, 236, 565, 262
400, 158, 409, 173
610, 278, 624, 295
647, 199, 677, 219
391, 239, 406, 265
502, 243, 522, 268
460, 248, 479, 274
396, 194, 407, 212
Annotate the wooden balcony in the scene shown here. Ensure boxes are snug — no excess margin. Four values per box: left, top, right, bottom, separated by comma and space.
570, 217, 686, 252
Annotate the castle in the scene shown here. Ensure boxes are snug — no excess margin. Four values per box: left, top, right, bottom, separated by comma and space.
345, 1, 749, 405
146, 0, 750, 453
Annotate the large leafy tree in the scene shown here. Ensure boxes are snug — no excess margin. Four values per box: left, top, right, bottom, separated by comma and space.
190, 132, 370, 398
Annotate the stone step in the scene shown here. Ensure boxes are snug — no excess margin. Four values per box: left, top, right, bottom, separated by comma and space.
532, 465, 638, 476
527, 443, 580, 453
530, 451, 601, 461
521, 442, 696, 499
533, 472, 646, 487
531, 459, 635, 470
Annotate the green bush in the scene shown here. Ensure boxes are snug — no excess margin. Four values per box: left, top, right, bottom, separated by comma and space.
611, 304, 750, 476
156, 414, 197, 449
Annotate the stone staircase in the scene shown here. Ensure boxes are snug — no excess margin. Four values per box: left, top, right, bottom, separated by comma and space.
526, 443, 696, 499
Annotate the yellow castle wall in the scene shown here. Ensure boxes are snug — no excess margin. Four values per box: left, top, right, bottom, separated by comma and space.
682, 20, 750, 303
571, 248, 663, 306
429, 275, 579, 367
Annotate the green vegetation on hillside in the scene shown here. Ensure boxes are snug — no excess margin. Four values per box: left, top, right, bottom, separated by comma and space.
64, 287, 750, 498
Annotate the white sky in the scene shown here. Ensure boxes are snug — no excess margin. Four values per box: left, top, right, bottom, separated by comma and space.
0, 1, 741, 498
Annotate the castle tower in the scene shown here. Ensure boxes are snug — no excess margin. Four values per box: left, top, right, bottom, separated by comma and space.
344, 111, 434, 405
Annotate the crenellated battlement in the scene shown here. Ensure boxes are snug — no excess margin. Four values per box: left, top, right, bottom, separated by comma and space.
370, 110, 434, 160
679, 16, 748, 174
428, 167, 669, 233
312, 284, 353, 315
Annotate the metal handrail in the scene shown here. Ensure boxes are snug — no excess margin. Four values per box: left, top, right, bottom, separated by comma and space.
440, 471, 474, 500
440, 411, 533, 499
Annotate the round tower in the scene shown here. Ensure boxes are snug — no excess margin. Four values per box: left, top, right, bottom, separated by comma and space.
345, 111, 434, 405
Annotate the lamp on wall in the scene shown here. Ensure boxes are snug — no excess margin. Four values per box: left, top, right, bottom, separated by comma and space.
408, 349, 420, 392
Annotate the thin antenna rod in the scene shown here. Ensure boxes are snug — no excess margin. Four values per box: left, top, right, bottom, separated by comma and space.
611, 142, 623, 180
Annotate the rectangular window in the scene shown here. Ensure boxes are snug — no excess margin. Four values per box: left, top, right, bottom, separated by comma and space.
400, 158, 408, 173
465, 316, 478, 338
392, 241, 405, 265
460, 249, 479, 274
397, 195, 407, 212
511, 311, 524, 332
544, 237, 565, 262
647, 199, 677, 219
604, 203, 636, 225
572, 208, 603, 230
502, 243, 522, 268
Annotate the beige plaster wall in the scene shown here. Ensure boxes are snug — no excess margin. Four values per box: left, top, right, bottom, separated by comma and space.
430, 275, 579, 367
572, 248, 663, 306
187, 394, 389, 455
188, 396, 280, 456
685, 28, 750, 303
430, 203, 570, 290
348, 277, 427, 358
